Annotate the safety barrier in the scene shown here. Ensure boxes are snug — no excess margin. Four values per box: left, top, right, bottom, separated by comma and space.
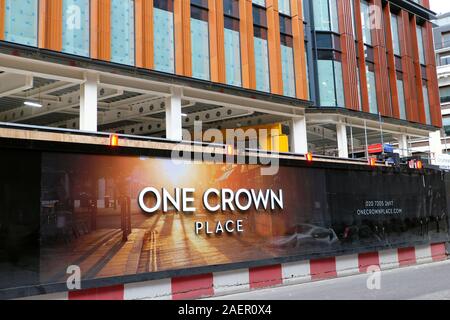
23, 242, 447, 300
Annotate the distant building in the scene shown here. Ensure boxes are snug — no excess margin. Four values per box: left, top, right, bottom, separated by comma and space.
434, 12, 450, 136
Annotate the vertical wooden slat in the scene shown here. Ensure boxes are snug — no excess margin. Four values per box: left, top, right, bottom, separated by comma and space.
383, 3, 400, 119
267, 1, 282, 94
410, 16, 426, 124
135, 0, 144, 67
0, 0, 4, 40
38, 0, 47, 48
97, 0, 111, 61
291, 0, 308, 100
241, 0, 255, 89
90, 0, 99, 59
174, 0, 191, 76
399, 10, 416, 123
49, 0, 63, 51
215, 0, 226, 83
208, 0, 219, 82
135, 0, 153, 69
371, 0, 390, 116
424, 20, 442, 127
338, 0, 359, 110
40, 0, 63, 51
354, 0, 370, 113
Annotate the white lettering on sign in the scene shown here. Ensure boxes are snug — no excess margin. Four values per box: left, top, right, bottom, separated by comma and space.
138, 188, 284, 214
138, 188, 283, 236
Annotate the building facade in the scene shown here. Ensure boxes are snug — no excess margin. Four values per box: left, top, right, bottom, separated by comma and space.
434, 12, 450, 136
0, 0, 448, 300
0, 0, 443, 159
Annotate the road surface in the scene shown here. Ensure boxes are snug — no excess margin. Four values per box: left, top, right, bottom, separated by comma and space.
212, 260, 450, 300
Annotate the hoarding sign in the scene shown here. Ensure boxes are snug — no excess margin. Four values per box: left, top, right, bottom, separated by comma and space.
0, 148, 448, 292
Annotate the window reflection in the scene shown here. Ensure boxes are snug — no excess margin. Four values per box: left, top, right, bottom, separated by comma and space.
111, 0, 135, 65
154, 0, 175, 73
4, 0, 38, 46
62, 0, 90, 57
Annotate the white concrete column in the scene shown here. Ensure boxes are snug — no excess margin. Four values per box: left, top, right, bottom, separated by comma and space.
336, 123, 349, 158
290, 116, 308, 154
79, 72, 98, 132
165, 87, 183, 141
395, 134, 409, 158
430, 130, 443, 164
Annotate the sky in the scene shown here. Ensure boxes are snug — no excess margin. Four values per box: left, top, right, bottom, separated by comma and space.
430, 0, 450, 15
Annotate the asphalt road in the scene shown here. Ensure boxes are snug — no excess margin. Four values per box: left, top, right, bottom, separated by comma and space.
212, 260, 450, 300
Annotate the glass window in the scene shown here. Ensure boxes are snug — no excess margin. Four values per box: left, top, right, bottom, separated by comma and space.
278, 0, 291, 16
396, 77, 407, 120
360, 0, 372, 45
349, 0, 356, 39
62, 0, 90, 57
329, 0, 339, 33
423, 84, 431, 125
4, 0, 38, 46
281, 42, 295, 97
305, 48, 310, 99
441, 55, 450, 66
317, 59, 344, 107
224, 0, 239, 17
254, 34, 270, 92
334, 60, 344, 106
416, 26, 426, 65
313, 0, 339, 32
253, 5, 270, 92
223, 0, 241, 86
191, 4, 210, 80
357, 67, 362, 110
366, 65, 378, 114
252, 0, 266, 7
154, 0, 175, 73
390, 14, 401, 56
443, 117, 450, 135
443, 32, 450, 47
440, 86, 450, 103
110, 0, 134, 65
224, 18, 242, 86
280, 15, 295, 97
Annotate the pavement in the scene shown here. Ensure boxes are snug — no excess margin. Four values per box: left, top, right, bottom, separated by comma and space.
211, 259, 450, 300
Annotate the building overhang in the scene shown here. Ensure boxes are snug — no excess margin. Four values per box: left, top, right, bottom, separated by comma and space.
306, 107, 438, 138
0, 41, 312, 119
389, 0, 437, 21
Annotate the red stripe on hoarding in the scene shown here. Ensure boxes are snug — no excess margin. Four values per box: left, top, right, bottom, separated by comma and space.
310, 257, 337, 280
171, 273, 214, 300
358, 252, 380, 273
398, 247, 416, 267
249, 264, 282, 289
68, 285, 124, 300
431, 243, 447, 261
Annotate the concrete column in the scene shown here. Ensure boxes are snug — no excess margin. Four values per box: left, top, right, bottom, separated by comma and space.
165, 87, 183, 141
395, 134, 409, 158
430, 130, 443, 164
79, 72, 98, 132
336, 123, 349, 158
290, 116, 308, 154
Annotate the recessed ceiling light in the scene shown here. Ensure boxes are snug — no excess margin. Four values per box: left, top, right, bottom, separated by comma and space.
24, 101, 43, 108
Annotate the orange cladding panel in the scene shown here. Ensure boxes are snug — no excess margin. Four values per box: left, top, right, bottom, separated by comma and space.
0, 0, 4, 40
